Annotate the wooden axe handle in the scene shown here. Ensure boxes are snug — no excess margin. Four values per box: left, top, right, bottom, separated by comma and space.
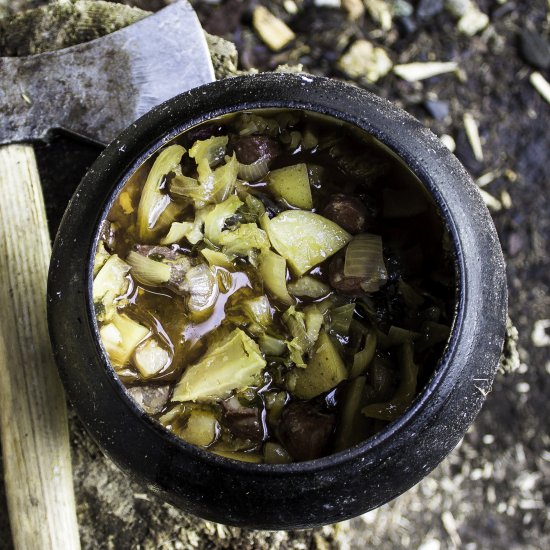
0, 144, 80, 549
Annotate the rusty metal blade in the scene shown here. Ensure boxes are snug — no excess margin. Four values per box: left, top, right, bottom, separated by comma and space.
0, 1, 215, 146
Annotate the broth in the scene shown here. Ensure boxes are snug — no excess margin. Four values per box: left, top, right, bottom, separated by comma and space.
92, 109, 456, 463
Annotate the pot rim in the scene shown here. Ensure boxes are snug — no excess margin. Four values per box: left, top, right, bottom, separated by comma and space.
86, 74, 467, 473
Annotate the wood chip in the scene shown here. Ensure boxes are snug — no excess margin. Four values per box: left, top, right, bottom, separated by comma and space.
364, 0, 393, 31
500, 190, 512, 209
479, 188, 502, 211
476, 171, 498, 187
338, 40, 393, 82
393, 61, 459, 82
463, 112, 484, 162
530, 72, 550, 104
252, 6, 296, 52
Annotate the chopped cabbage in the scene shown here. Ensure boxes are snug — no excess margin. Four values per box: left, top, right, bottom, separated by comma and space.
172, 328, 266, 402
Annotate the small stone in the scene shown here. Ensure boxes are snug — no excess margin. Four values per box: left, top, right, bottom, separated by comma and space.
342, 0, 365, 20
338, 39, 393, 82
252, 6, 296, 52
418, 540, 441, 550
445, 0, 470, 17
507, 233, 524, 256
440, 134, 456, 152
423, 99, 449, 120
519, 29, 550, 71
457, 5, 489, 36
532, 320, 550, 347
417, 0, 444, 20
393, 0, 414, 18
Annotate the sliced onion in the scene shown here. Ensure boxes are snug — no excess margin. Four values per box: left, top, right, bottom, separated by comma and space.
237, 154, 270, 181
344, 233, 388, 292
126, 251, 171, 285
329, 303, 355, 336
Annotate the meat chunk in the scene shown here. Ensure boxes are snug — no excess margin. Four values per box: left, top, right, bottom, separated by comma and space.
278, 402, 335, 461
222, 396, 264, 442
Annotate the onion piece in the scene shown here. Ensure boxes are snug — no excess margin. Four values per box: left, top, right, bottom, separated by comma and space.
126, 251, 171, 286
344, 233, 387, 292
185, 264, 219, 320
137, 144, 185, 239
258, 249, 294, 306
237, 155, 270, 181
258, 334, 287, 356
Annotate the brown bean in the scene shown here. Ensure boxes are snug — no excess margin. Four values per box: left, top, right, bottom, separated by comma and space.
231, 135, 280, 165
322, 194, 367, 234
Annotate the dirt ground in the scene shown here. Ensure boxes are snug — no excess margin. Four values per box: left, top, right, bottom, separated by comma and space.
0, 1, 549, 549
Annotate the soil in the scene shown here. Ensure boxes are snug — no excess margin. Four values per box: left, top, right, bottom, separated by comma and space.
1, 1, 549, 549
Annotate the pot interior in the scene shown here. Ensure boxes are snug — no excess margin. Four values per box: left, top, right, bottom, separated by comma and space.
90, 107, 459, 466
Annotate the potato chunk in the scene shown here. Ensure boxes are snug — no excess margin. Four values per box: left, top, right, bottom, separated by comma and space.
262, 211, 351, 276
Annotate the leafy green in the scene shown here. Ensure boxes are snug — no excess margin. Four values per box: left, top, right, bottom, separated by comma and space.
200, 248, 234, 270
258, 334, 287, 356
219, 223, 270, 258
287, 275, 331, 299
334, 376, 372, 452
350, 330, 377, 378
344, 233, 388, 292
93, 241, 111, 276
242, 295, 273, 332
176, 408, 219, 447
204, 195, 243, 245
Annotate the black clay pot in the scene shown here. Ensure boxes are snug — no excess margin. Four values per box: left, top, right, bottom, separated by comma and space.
48, 73, 507, 529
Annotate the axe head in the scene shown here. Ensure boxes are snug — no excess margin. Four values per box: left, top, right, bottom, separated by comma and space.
0, 1, 215, 146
